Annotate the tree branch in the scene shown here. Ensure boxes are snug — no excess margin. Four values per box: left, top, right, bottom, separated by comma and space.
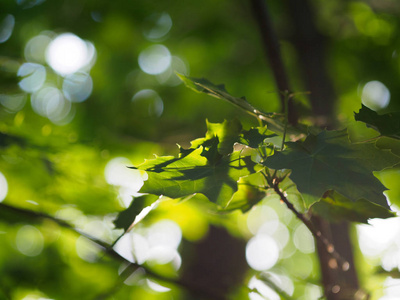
0, 202, 227, 300
267, 178, 349, 272
249, 0, 297, 125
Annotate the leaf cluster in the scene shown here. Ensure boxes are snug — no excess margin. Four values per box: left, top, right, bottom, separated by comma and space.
120, 76, 400, 229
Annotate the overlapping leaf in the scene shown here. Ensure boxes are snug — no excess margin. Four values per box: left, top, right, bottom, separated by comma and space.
134, 121, 257, 206
264, 129, 399, 208
355, 105, 400, 139
310, 191, 395, 223
190, 119, 242, 155
135, 147, 256, 206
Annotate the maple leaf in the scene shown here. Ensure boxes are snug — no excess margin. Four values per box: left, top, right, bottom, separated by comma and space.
355, 105, 400, 140
264, 130, 399, 208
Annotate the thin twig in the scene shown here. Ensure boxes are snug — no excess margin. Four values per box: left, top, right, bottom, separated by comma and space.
267, 179, 350, 272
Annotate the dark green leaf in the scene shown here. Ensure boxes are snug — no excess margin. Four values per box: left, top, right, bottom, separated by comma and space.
264, 129, 399, 208
310, 191, 395, 223
239, 126, 277, 148
355, 105, 400, 139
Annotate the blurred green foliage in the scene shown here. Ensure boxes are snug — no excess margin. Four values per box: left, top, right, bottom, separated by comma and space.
1, 0, 400, 299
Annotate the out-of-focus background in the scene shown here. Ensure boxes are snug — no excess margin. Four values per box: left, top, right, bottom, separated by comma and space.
1, 1, 400, 299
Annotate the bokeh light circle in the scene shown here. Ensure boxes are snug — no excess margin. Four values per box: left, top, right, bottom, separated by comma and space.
361, 80, 390, 111
0, 172, 8, 202
246, 235, 279, 270
138, 44, 171, 75
16, 225, 44, 257
46, 33, 91, 76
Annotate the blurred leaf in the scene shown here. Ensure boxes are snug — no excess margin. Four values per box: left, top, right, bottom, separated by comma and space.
257, 272, 295, 300
355, 105, 400, 140
113, 196, 156, 231
264, 129, 399, 208
310, 191, 395, 223
375, 266, 400, 278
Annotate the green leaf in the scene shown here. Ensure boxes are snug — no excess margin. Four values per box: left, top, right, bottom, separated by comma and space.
223, 172, 267, 212
355, 105, 400, 139
136, 147, 256, 206
239, 126, 277, 148
177, 73, 261, 116
190, 119, 242, 155
310, 191, 395, 223
264, 129, 399, 208
177, 73, 305, 137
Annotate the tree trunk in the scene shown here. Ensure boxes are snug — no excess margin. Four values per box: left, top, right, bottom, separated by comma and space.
249, 0, 363, 298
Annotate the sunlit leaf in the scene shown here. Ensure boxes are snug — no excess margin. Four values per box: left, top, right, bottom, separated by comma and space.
223, 172, 267, 212
190, 119, 242, 155
355, 105, 400, 140
135, 146, 256, 206
264, 129, 399, 208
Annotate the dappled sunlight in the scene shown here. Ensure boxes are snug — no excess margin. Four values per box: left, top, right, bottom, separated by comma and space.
138, 44, 171, 75
21, 294, 54, 300
351, 2, 394, 45
55, 206, 87, 227
31, 85, 74, 125
142, 12, 172, 42
16, 0, 46, 8
18, 63, 46, 93
247, 205, 279, 235
104, 157, 147, 207
0, 14, 15, 43
16, 31, 96, 124
0, 171, 8, 202
293, 223, 315, 254
46, 33, 96, 76
113, 219, 182, 270
246, 234, 279, 271
379, 277, 400, 300
0, 94, 27, 112
15, 225, 44, 257
62, 72, 93, 103
248, 274, 294, 300
75, 236, 102, 262
25, 34, 52, 63
361, 80, 390, 111
156, 56, 190, 86
131, 89, 164, 117
146, 279, 171, 293
357, 217, 400, 260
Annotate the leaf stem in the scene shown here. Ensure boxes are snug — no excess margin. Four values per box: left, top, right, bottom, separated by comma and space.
280, 91, 290, 150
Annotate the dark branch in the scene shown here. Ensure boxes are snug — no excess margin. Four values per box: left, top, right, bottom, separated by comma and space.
249, 0, 297, 125
0, 202, 227, 300
268, 179, 350, 272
